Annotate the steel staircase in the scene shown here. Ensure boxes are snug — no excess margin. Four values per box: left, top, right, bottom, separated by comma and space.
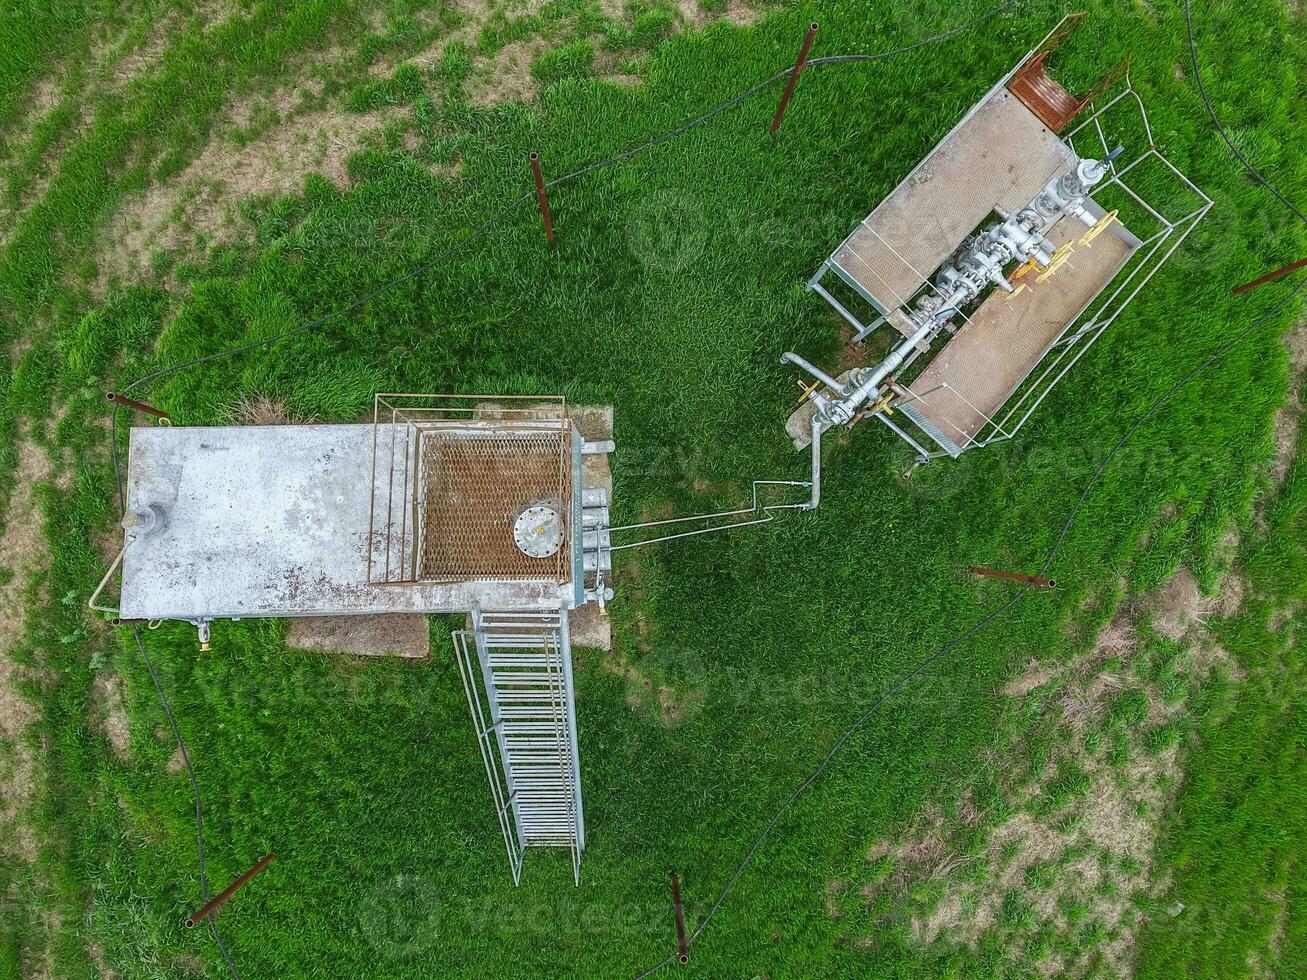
452, 608, 584, 885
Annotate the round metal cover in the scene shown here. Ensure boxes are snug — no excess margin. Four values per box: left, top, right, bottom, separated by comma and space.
513, 505, 562, 559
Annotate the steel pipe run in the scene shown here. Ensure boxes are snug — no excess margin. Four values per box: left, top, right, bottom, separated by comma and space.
780, 351, 850, 396
968, 565, 1056, 588
770, 22, 818, 135
530, 151, 555, 242
671, 873, 689, 964
807, 414, 822, 510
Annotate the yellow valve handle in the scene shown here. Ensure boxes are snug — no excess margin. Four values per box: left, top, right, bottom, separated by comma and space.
1079, 209, 1119, 247
1050, 241, 1076, 262
1036, 245, 1075, 284
793, 377, 822, 408
1009, 256, 1039, 282
867, 392, 895, 417
1005, 282, 1028, 302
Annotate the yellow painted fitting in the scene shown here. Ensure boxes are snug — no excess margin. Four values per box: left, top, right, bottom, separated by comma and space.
1010, 256, 1039, 281
1036, 247, 1074, 284
1005, 283, 1028, 302
147, 619, 163, 630
200, 641, 211, 652
159, 417, 173, 427
793, 378, 822, 408
1080, 209, 1119, 247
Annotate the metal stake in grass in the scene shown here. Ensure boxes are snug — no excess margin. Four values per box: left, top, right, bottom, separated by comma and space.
770, 22, 818, 135
1231, 254, 1307, 296
969, 565, 1056, 589
530, 151, 555, 242
670, 873, 689, 964
106, 391, 172, 423
184, 853, 275, 929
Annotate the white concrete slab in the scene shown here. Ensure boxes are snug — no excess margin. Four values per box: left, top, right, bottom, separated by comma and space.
120, 424, 569, 620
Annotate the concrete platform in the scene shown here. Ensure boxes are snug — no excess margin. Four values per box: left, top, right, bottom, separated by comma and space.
119, 424, 570, 621
285, 613, 430, 659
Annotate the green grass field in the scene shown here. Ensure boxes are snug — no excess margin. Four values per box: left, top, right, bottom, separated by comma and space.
1, 1, 1304, 977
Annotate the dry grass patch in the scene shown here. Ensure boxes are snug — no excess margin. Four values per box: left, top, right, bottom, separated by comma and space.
0, 432, 53, 865
95, 102, 406, 292
849, 565, 1245, 972
91, 673, 132, 761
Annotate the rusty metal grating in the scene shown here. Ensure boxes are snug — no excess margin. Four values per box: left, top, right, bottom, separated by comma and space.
368, 394, 572, 586
419, 429, 570, 581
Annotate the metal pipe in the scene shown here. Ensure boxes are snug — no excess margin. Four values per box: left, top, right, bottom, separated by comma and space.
770, 23, 818, 135
968, 566, 1056, 588
779, 352, 849, 396
530, 152, 554, 242
184, 854, 275, 928
105, 391, 171, 422
836, 315, 937, 419
671, 873, 689, 964
807, 415, 822, 510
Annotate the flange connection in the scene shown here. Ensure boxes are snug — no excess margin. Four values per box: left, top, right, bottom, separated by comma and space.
513, 503, 563, 559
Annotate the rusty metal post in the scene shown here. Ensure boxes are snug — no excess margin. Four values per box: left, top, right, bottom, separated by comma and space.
185, 854, 275, 928
106, 391, 171, 423
671, 873, 688, 964
969, 566, 1056, 589
530, 152, 555, 242
1231, 255, 1307, 296
770, 22, 818, 135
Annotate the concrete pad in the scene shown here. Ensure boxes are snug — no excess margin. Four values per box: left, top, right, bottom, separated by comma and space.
571, 404, 614, 499
569, 601, 611, 651
285, 613, 430, 659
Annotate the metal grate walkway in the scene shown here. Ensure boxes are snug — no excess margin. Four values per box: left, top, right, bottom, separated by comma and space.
452, 609, 584, 884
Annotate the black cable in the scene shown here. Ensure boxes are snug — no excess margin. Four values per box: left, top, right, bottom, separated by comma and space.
1184, 0, 1307, 226
130, 626, 242, 980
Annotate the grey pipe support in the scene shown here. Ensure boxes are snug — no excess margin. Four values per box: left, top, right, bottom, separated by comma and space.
780, 352, 851, 396
807, 416, 822, 510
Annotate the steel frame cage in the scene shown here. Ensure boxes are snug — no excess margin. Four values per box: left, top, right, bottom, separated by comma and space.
887, 78, 1212, 460
367, 393, 573, 586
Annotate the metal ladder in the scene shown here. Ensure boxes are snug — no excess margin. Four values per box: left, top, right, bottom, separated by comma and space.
452, 608, 584, 885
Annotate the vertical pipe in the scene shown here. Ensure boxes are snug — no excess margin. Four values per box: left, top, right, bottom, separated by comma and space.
808, 416, 822, 510
770, 22, 819, 135
530, 152, 555, 242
